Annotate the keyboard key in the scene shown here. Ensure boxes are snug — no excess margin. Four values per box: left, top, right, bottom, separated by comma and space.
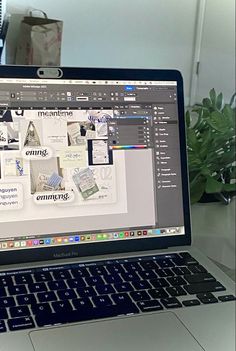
179, 252, 199, 265
182, 299, 201, 307
17, 294, 37, 306
166, 286, 187, 297
10, 306, 30, 318
0, 297, 16, 308
67, 278, 86, 289
71, 267, 90, 278
139, 260, 157, 270
96, 284, 115, 295
31, 303, 52, 315
15, 274, 33, 285
0, 320, 7, 333
103, 274, 122, 284
52, 300, 73, 313
114, 282, 134, 293
156, 269, 174, 278
150, 278, 169, 288
106, 264, 126, 275
0, 276, 13, 288
35, 304, 139, 327
92, 295, 113, 307
123, 262, 142, 272
37, 291, 57, 303
218, 295, 236, 302
8, 285, 27, 295
111, 293, 133, 305
188, 265, 207, 274
0, 308, 8, 320
8, 317, 35, 331
85, 276, 105, 286
130, 291, 150, 302
53, 270, 72, 280
171, 257, 185, 266
172, 267, 191, 276
57, 289, 77, 300
0, 287, 6, 297
72, 298, 93, 310
157, 258, 174, 268
160, 297, 182, 309
48, 280, 67, 291
137, 300, 163, 312
167, 276, 187, 286
148, 288, 169, 299
89, 266, 107, 276
132, 280, 152, 290
34, 272, 53, 282
28, 282, 47, 293
184, 273, 216, 284
139, 270, 157, 280
184, 282, 226, 295
77, 286, 97, 297
121, 272, 140, 282
196, 293, 218, 304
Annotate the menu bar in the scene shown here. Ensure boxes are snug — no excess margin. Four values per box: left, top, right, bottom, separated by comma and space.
0, 78, 177, 86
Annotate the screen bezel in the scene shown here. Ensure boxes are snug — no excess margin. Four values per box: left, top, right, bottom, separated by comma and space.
0, 66, 191, 265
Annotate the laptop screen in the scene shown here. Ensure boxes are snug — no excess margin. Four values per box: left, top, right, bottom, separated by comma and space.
0, 73, 187, 253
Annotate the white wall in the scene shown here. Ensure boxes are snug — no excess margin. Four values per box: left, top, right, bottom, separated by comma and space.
196, 0, 235, 103
6, 0, 198, 104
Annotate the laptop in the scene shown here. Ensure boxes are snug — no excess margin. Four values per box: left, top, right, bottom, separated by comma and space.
0, 66, 235, 351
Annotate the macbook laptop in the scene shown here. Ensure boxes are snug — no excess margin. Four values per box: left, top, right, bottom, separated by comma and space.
0, 66, 235, 351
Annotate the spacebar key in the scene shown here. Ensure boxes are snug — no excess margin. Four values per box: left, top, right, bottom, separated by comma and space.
36, 304, 139, 327
184, 282, 226, 294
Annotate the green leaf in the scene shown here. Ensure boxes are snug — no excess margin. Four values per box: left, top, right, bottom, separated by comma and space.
216, 92, 223, 110
190, 176, 206, 203
229, 92, 236, 107
222, 183, 236, 192
216, 150, 236, 166
202, 98, 211, 109
209, 88, 217, 107
207, 111, 231, 132
229, 166, 236, 178
205, 177, 223, 194
222, 104, 234, 126
185, 110, 191, 128
187, 129, 200, 151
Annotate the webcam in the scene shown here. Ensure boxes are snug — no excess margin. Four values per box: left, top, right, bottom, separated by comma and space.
37, 68, 63, 78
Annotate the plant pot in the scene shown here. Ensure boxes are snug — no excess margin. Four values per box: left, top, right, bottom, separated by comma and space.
199, 191, 234, 205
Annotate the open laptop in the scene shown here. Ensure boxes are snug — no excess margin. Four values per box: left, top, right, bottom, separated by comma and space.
0, 66, 235, 351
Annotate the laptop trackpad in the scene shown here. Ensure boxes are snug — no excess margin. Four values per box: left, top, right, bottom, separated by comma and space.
29, 312, 203, 351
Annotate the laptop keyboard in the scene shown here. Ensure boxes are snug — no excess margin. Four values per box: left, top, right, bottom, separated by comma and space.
0, 252, 235, 333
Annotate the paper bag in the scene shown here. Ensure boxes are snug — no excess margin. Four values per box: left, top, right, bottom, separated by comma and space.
15, 11, 63, 66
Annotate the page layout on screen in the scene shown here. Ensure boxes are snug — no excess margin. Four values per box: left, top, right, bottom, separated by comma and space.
0, 79, 185, 251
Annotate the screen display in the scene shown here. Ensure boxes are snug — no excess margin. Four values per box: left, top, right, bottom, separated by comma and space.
0, 78, 185, 251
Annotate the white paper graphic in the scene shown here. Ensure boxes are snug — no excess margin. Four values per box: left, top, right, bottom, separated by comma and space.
0, 125, 8, 146
59, 146, 87, 168
0, 183, 23, 211
92, 140, 109, 164
33, 191, 75, 205
22, 147, 53, 160
42, 119, 68, 150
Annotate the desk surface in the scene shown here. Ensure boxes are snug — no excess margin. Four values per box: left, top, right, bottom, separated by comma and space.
191, 198, 235, 271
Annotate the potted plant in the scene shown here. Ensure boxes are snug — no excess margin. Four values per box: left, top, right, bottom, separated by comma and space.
186, 89, 236, 204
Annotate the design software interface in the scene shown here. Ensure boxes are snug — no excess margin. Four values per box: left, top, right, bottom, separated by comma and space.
0, 78, 185, 251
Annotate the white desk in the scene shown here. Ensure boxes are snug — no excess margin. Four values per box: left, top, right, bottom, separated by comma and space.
191, 198, 235, 273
